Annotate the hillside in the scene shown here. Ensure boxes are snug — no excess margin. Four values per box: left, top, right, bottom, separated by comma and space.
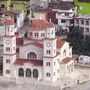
75, 0, 90, 15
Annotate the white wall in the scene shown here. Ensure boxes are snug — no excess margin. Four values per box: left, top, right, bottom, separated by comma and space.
74, 19, 90, 36
43, 55, 60, 82
57, 42, 72, 62
19, 44, 43, 60
13, 64, 43, 80
3, 54, 16, 78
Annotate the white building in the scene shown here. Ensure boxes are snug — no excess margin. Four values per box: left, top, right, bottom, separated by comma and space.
3, 19, 74, 82
29, 0, 50, 9
49, 2, 77, 32
74, 15, 90, 37
0, 9, 25, 28
79, 55, 90, 64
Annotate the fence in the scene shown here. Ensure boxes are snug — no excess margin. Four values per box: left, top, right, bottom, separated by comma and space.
61, 74, 90, 89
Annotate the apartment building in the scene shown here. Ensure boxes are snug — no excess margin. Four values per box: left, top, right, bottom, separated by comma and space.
49, 2, 77, 32
74, 15, 90, 37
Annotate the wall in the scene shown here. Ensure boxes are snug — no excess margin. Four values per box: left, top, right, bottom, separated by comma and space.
19, 44, 43, 60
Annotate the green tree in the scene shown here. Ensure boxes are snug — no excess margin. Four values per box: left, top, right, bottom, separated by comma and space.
67, 26, 84, 54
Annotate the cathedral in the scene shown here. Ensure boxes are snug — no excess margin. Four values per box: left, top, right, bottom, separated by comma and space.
3, 19, 74, 82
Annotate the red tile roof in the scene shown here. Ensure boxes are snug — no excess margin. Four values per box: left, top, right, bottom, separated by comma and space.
4, 11, 16, 17
13, 58, 43, 66
21, 41, 43, 48
16, 38, 23, 46
61, 57, 73, 64
32, 41, 43, 48
57, 39, 65, 48
26, 19, 55, 31
4, 19, 14, 26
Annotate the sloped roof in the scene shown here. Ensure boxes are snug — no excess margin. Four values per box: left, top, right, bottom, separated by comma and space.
57, 38, 65, 48
16, 38, 23, 46
61, 57, 73, 64
20, 41, 43, 48
3, 19, 14, 26
13, 58, 43, 66
26, 19, 55, 31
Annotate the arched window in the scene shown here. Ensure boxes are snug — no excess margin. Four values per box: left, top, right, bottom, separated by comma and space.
33, 69, 38, 78
26, 68, 31, 77
27, 52, 37, 59
63, 49, 66, 57
18, 68, 24, 77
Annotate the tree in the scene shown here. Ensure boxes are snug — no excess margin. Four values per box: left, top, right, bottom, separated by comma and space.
67, 26, 84, 54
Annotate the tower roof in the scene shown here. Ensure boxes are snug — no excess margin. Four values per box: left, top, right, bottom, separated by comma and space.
26, 19, 55, 31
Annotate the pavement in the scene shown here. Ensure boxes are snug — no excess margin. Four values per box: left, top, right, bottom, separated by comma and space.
0, 80, 90, 90
65, 80, 90, 90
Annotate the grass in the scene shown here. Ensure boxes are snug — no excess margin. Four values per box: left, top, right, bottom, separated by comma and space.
11, 3, 26, 10
74, 0, 90, 15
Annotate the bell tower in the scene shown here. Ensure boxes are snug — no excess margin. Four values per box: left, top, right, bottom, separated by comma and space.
43, 27, 56, 57
43, 23, 57, 82
3, 19, 16, 78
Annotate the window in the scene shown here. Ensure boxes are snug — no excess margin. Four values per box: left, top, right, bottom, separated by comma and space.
6, 70, 10, 74
61, 20, 65, 23
57, 69, 59, 73
46, 50, 50, 54
1, 4, 5, 8
41, 33, 45, 37
54, 62, 55, 65
54, 49, 55, 53
80, 27, 84, 32
31, 13, 35, 18
63, 49, 66, 57
33, 69, 38, 78
55, 19, 58, 24
6, 59, 10, 63
30, 32, 32, 36
34, 33, 38, 37
65, 13, 69, 16
86, 28, 89, 32
18, 68, 24, 77
6, 47, 10, 51
27, 52, 37, 59
54, 72, 55, 76
51, 30, 53, 34
46, 73, 50, 77
13, 47, 15, 50
58, 13, 60, 15
81, 20, 84, 24
26, 68, 31, 77
76, 20, 79, 24
86, 21, 89, 25
46, 62, 50, 66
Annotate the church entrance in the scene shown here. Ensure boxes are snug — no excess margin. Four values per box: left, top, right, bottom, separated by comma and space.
18, 68, 24, 77
26, 68, 31, 77
33, 69, 38, 78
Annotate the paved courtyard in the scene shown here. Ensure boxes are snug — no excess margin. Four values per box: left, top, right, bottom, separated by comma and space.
0, 65, 90, 90
0, 80, 90, 90
65, 80, 90, 90
0, 81, 60, 90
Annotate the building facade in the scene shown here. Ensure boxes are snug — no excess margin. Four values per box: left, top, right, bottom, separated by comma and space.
74, 15, 90, 37
3, 19, 74, 82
